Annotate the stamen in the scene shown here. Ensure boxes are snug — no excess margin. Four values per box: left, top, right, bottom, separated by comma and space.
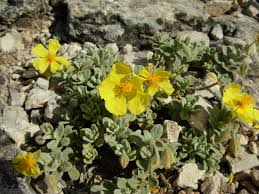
115, 81, 133, 96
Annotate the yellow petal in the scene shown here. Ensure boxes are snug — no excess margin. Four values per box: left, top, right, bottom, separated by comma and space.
105, 96, 127, 116
50, 61, 61, 74
253, 109, 259, 121
48, 39, 60, 56
32, 44, 48, 57
56, 56, 70, 67
154, 69, 171, 79
98, 76, 117, 100
33, 58, 49, 74
131, 75, 144, 92
128, 91, 149, 115
138, 67, 151, 79
111, 61, 132, 76
223, 83, 242, 108
147, 86, 158, 96
159, 80, 174, 95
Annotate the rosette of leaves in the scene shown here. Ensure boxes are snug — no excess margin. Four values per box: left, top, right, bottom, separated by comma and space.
151, 32, 208, 73
102, 116, 137, 168
129, 124, 176, 172
207, 105, 233, 142
36, 123, 81, 181
80, 124, 100, 165
169, 94, 202, 121
176, 128, 222, 172
201, 45, 248, 75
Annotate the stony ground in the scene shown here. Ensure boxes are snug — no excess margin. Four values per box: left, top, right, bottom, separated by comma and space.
1, 0, 259, 194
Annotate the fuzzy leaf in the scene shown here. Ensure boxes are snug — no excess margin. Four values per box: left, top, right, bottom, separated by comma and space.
68, 166, 80, 181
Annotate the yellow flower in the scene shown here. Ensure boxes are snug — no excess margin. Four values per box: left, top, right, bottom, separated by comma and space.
12, 151, 40, 176
149, 186, 159, 194
137, 65, 174, 96
222, 83, 258, 123
32, 39, 69, 75
98, 62, 149, 116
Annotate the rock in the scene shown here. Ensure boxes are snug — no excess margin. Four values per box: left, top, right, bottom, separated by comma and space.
194, 72, 221, 99
203, 0, 234, 17
30, 109, 44, 125
176, 163, 206, 189
163, 120, 182, 143
226, 147, 259, 173
238, 189, 250, 194
44, 96, 66, 124
8, 88, 27, 107
67, 0, 209, 46
0, 0, 50, 25
248, 141, 258, 155
25, 88, 54, 110
122, 44, 133, 54
216, 14, 259, 43
105, 43, 119, 54
22, 67, 39, 79
201, 171, 228, 194
177, 31, 210, 46
65, 42, 82, 59
123, 50, 152, 69
0, 33, 16, 53
34, 78, 49, 90
244, 5, 259, 18
0, 73, 9, 87
236, 134, 248, 145
251, 169, 259, 187
210, 24, 224, 40
188, 97, 213, 131
0, 106, 39, 146
223, 36, 246, 47
240, 181, 258, 194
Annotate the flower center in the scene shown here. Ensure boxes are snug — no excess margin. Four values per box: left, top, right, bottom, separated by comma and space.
115, 81, 133, 96
146, 74, 159, 87
20, 154, 36, 171
48, 54, 56, 63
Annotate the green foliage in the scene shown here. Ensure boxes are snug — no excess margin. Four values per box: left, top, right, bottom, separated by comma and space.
170, 94, 202, 121
176, 128, 222, 172
24, 32, 254, 193
151, 32, 250, 79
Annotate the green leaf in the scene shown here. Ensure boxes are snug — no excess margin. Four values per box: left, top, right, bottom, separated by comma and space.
47, 140, 59, 150
150, 124, 163, 140
68, 166, 80, 181
60, 161, 73, 172
140, 146, 153, 159
117, 178, 127, 189
60, 137, 70, 147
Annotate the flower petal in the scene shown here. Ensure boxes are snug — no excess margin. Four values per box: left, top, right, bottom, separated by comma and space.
111, 61, 132, 76
138, 67, 151, 79
223, 83, 242, 108
105, 96, 127, 116
98, 76, 117, 100
154, 69, 171, 79
56, 56, 70, 67
48, 39, 60, 56
50, 61, 62, 74
33, 58, 49, 74
32, 44, 48, 57
159, 80, 174, 95
128, 91, 149, 115
147, 86, 158, 96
